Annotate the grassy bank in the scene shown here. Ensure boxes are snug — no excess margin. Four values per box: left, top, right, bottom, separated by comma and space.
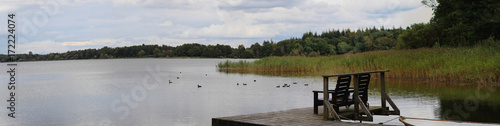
218, 46, 499, 84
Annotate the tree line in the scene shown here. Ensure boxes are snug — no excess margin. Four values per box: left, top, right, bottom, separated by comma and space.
1, 0, 498, 62
0, 27, 402, 62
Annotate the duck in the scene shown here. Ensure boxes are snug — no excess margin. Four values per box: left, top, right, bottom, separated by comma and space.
237, 83, 239, 85
254, 80, 256, 82
243, 83, 247, 85
169, 80, 173, 83
177, 77, 180, 79
304, 83, 308, 86
293, 82, 297, 84
276, 85, 280, 88
282, 84, 288, 87
197, 85, 202, 88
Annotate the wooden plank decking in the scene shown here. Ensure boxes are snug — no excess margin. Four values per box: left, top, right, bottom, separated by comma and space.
212, 106, 395, 126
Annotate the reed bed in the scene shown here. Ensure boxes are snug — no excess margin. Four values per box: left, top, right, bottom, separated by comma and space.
218, 46, 499, 84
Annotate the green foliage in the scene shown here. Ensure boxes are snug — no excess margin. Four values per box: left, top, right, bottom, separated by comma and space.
375, 37, 396, 50
137, 50, 146, 57
153, 48, 162, 57
396, 23, 437, 49
307, 51, 320, 57
430, 0, 500, 46
234, 45, 246, 58
433, 42, 440, 48
187, 46, 201, 57
250, 42, 261, 58
337, 42, 351, 54
241, 49, 255, 58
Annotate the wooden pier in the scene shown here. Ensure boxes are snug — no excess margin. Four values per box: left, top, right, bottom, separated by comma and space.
212, 106, 394, 126
213, 70, 400, 126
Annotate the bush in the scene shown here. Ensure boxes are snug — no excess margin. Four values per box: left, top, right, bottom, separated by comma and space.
308, 51, 320, 57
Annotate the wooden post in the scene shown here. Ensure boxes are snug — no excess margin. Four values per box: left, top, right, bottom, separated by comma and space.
323, 76, 329, 120
380, 72, 386, 114
353, 75, 359, 120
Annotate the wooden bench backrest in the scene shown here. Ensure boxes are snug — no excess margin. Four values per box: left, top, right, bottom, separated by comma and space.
334, 75, 351, 103
357, 74, 370, 102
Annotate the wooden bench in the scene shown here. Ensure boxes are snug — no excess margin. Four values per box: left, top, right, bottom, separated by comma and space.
313, 75, 352, 114
348, 73, 370, 107
313, 73, 371, 114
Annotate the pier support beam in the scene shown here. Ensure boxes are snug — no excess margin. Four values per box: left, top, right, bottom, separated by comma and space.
323, 76, 329, 120
381, 72, 386, 114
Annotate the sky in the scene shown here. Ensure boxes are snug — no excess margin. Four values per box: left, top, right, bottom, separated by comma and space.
0, 0, 433, 54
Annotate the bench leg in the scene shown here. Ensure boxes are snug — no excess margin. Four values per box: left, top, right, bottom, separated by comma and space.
314, 92, 318, 114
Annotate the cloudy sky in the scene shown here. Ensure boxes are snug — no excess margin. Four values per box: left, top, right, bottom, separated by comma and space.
0, 0, 433, 54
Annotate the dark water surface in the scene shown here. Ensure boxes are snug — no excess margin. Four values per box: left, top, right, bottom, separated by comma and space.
0, 59, 498, 125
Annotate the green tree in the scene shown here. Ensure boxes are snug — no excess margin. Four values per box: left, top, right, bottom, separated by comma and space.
27, 51, 33, 60
137, 50, 146, 57
241, 49, 254, 58
162, 50, 173, 57
337, 42, 351, 54
428, 0, 500, 46
289, 44, 304, 56
375, 37, 396, 50
187, 46, 201, 57
261, 41, 272, 57
363, 36, 374, 51
250, 42, 261, 58
396, 23, 437, 49
307, 51, 320, 57
201, 46, 215, 58
353, 42, 364, 53
153, 48, 162, 57
236, 45, 246, 58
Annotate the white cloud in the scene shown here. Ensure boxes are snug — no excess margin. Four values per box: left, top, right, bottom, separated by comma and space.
17, 38, 133, 54
0, 0, 39, 13
158, 21, 173, 27
61, 41, 93, 46
182, 22, 281, 38
18, 40, 70, 54
392, 6, 434, 26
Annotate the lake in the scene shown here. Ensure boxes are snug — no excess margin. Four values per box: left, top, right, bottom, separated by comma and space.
1, 59, 499, 125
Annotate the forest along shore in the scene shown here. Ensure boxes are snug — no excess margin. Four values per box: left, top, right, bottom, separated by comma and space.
218, 46, 499, 84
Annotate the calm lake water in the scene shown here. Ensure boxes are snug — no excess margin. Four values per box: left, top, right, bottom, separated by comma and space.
0, 59, 499, 126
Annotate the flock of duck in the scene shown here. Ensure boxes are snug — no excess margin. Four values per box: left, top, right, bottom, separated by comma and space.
169, 72, 309, 88
275, 82, 309, 88
168, 71, 207, 88
237, 80, 309, 88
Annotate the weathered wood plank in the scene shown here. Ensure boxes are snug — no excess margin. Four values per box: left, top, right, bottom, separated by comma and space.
212, 107, 395, 126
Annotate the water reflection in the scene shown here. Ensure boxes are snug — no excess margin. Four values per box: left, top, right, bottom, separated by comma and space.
438, 99, 500, 123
